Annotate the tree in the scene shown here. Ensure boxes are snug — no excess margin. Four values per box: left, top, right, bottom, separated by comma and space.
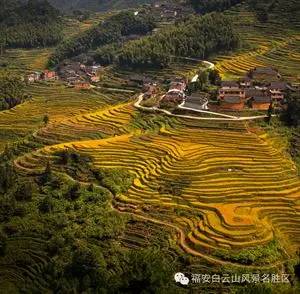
14, 181, 33, 201
190, 0, 243, 14
280, 92, 300, 127
65, 183, 81, 201
265, 103, 273, 124
120, 248, 174, 292
43, 114, 49, 125
236, 284, 273, 294
38, 196, 53, 213
0, 231, 7, 256
48, 11, 155, 66
38, 161, 52, 185
257, 7, 269, 22
71, 247, 102, 277
208, 69, 221, 85
0, 71, 26, 111
0, 195, 16, 222
0, 162, 16, 193
198, 70, 209, 90
0, 0, 62, 49
0, 34, 6, 56
117, 13, 239, 69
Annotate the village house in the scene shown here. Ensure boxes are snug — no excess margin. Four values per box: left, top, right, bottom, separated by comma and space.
143, 84, 158, 99
218, 81, 246, 101
268, 81, 287, 102
151, 1, 192, 22
143, 82, 157, 93
245, 88, 267, 100
90, 76, 100, 83
26, 71, 41, 83
87, 65, 102, 75
239, 76, 252, 88
249, 67, 280, 81
214, 67, 289, 112
163, 91, 185, 103
169, 81, 186, 92
57, 61, 102, 84
66, 76, 80, 84
220, 97, 245, 111
161, 77, 187, 104
74, 81, 91, 90
249, 96, 271, 110
128, 75, 146, 87
41, 70, 58, 81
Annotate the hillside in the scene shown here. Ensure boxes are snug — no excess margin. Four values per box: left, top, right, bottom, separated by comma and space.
47, 0, 155, 11
0, 0, 63, 48
214, 1, 300, 83
0, 1, 300, 293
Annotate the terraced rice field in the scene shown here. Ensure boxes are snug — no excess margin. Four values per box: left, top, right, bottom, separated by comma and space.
0, 81, 131, 151
13, 114, 300, 266
1, 9, 300, 268
214, 5, 300, 82
1, 48, 55, 74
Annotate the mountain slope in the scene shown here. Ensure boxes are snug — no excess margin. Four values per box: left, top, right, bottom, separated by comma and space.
48, 0, 155, 11
0, 0, 63, 48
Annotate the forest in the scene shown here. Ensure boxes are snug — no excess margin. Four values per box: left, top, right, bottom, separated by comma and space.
117, 13, 239, 68
46, 0, 154, 12
0, 0, 63, 48
0, 71, 27, 111
190, 0, 243, 13
48, 11, 155, 67
0, 148, 179, 293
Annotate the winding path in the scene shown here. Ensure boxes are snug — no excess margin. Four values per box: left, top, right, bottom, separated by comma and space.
134, 94, 272, 121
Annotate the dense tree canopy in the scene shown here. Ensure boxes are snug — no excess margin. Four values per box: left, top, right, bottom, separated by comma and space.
281, 91, 300, 127
48, 11, 155, 67
117, 13, 239, 68
190, 0, 243, 13
0, 0, 63, 48
0, 71, 26, 111
0, 148, 179, 293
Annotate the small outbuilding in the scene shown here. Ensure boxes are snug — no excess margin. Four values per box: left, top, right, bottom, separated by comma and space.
220, 97, 244, 111
250, 96, 271, 110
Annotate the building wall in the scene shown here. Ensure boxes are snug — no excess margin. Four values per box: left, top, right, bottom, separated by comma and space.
220, 101, 244, 111
75, 83, 90, 89
271, 94, 284, 101
252, 102, 270, 110
218, 89, 246, 100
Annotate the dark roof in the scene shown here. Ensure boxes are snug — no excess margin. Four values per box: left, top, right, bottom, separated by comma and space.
223, 97, 242, 103
253, 67, 278, 75
129, 74, 145, 82
269, 82, 287, 90
221, 81, 239, 88
165, 91, 184, 98
240, 76, 252, 82
252, 96, 271, 103
245, 88, 265, 98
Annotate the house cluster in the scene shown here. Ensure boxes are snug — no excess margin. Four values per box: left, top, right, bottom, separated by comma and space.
162, 77, 187, 103
143, 2, 193, 22
218, 67, 288, 111
57, 61, 102, 89
26, 70, 58, 83
143, 82, 158, 99
127, 74, 154, 88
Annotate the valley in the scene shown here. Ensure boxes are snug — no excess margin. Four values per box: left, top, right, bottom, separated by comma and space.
0, 0, 300, 293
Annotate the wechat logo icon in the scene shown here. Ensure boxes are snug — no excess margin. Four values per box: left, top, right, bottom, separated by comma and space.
174, 272, 190, 285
